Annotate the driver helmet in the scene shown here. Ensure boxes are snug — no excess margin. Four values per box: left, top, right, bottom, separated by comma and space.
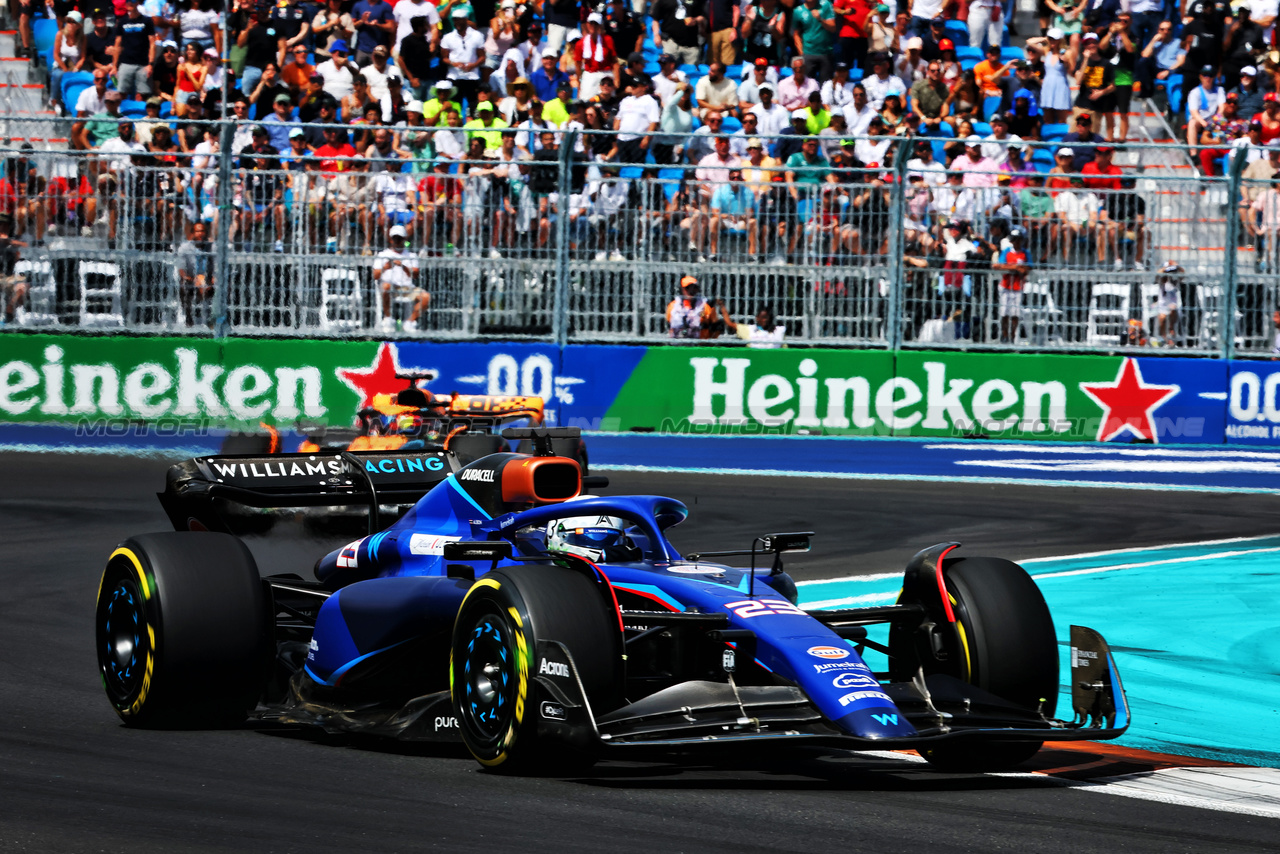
546, 514, 635, 562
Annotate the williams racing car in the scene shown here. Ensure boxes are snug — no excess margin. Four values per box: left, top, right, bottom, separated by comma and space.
95, 428, 1127, 772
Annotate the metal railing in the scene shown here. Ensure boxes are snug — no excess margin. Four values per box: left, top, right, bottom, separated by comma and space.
0, 119, 1275, 357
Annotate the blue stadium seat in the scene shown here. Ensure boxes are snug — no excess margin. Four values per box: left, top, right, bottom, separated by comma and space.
982, 94, 1001, 119
726, 64, 742, 79
645, 61, 661, 76
1041, 122, 1068, 140
60, 70, 93, 111
779, 65, 793, 78
721, 116, 741, 132
971, 121, 991, 136
1001, 47, 1023, 62
956, 46, 983, 62
119, 100, 146, 117
945, 20, 967, 40
1031, 147, 1054, 167
33, 18, 58, 53
160, 100, 172, 117
931, 139, 948, 162
679, 64, 699, 77
620, 165, 644, 179
960, 59, 978, 72
696, 64, 710, 76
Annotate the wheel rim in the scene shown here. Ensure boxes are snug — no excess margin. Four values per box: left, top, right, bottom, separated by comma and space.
99, 577, 147, 702
460, 612, 516, 743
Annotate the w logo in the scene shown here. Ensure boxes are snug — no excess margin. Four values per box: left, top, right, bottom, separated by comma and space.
871, 713, 899, 726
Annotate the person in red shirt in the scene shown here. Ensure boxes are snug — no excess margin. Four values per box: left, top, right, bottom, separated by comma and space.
1081, 145, 1123, 191
1255, 93, 1280, 144
314, 126, 359, 175
992, 226, 1031, 344
574, 13, 618, 102
415, 159, 461, 250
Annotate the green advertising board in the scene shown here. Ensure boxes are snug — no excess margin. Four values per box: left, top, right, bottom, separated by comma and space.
0, 334, 377, 429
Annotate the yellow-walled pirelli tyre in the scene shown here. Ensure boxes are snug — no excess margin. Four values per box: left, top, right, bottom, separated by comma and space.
450, 564, 622, 773
917, 556, 1059, 773
95, 532, 273, 727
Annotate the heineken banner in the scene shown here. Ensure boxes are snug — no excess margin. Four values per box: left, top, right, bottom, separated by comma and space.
0, 333, 1261, 445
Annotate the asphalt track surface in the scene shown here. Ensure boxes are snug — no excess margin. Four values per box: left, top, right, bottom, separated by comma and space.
4, 451, 1280, 853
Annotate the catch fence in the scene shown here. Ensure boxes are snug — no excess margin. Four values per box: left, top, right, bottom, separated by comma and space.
0, 119, 1273, 357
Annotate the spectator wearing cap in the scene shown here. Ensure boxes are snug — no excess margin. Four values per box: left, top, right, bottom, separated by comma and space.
973, 43, 1014, 104
375, 225, 427, 331
792, 0, 836, 82
1199, 93, 1249, 175
953, 135, 1000, 206
619, 51, 650, 94
917, 16, 947, 62
1256, 93, 1280, 143
749, 82, 790, 136
907, 138, 947, 186
512, 99, 552, 155
863, 50, 907, 111
613, 75, 660, 164
440, 10, 485, 110
49, 13, 85, 113
652, 0, 706, 67
111, 0, 155, 101
1186, 66, 1225, 148
667, 276, 717, 339
910, 60, 950, 133
396, 18, 438, 100
896, 37, 928, 89
771, 108, 811, 161
817, 107, 848, 159
261, 92, 297, 150
84, 12, 114, 72
135, 96, 167, 145
363, 45, 403, 103
652, 54, 688, 107
541, 81, 575, 126
1008, 60, 1040, 107
463, 101, 509, 154
820, 63, 856, 112
1230, 118, 1268, 167
696, 62, 740, 120
776, 57, 819, 112
350, 0, 395, 65
317, 39, 357, 100
982, 113, 1023, 167
1231, 65, 1266, 122
78, 89, 128, 150
496, 76, 533, 124
1061, 112, 1106, 170
1135, 19, 1183, 101
865, 4, 895, 54
592, 75, 623, 114
574, 13, 618, 103
1009, 90, 1043, 139
530, 48, 570, 104
738, 58, 774, 111
741, 0, 786, 67
992, 226, 1030, 343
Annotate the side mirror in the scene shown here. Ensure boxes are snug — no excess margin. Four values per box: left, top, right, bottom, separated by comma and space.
442, 541, 512, 562
760, 532, 813, 554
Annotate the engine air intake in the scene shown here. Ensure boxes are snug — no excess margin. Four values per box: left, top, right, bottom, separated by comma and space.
502, 457, 581, 504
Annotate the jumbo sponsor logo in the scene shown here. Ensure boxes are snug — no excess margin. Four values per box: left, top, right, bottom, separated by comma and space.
837, 690, 892, 707
0, 344, 327, 422
538, 659, 570, 677
813, 661, 871, 674
681, 357, 1072, 436
832, 672, 881, 689
434, 716, 458, 731
458, 468, 497, 483
1227, 364, 1280, 442
807, 645, 851, 660
210, 458, 345, 480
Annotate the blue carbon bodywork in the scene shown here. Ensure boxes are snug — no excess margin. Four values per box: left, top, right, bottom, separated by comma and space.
308, 471, 919, 739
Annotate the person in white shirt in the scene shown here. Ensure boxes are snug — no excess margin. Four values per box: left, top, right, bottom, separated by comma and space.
906, 138, 947, 187
316, 40, 356, 100
76, 70, 110, 117
895, 37, 928, 88
931, 170, 977, 225
819, 63, 856, 112
853, 117, 892, 167
695, 61, 740, 119
582, 170, 631, 260
737, 58, 774, 110
440, 8, 486, 106
981, 113, 1022, 166
749, 84, 790, 136
721, 304, 786, 348
393, 0, 438, 52
433, 107, 467, 159
844, 84, 878, 136
375, 224, 427, 330
861, 52, 907, 111
362, 46, 403, 103
652, 53, 687, 107
613, 76, 660, 163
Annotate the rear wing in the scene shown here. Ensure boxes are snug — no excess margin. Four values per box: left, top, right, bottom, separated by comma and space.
158, 450, 458, 535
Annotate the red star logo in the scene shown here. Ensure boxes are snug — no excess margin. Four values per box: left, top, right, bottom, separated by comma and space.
1079, 358, 1179, 443
337, 342, 410, 410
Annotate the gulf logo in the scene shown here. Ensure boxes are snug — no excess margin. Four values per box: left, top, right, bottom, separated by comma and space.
807, 645, 850, 660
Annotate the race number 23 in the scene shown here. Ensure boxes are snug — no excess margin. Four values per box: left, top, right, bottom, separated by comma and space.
725, 599, 807, 618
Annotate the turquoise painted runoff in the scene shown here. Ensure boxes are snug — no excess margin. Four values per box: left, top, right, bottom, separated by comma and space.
797, 536, 1280, 768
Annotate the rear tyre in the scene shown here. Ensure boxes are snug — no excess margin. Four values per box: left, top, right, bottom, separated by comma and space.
95, 532, 273, 727
451, 564, 621, 772
917, 556, 1058, 773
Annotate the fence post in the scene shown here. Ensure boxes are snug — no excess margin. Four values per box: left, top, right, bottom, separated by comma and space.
1223, 147, 1247, 359
212, 117, 234, 338
885, 139, 910, 350
552, 130, 576, 347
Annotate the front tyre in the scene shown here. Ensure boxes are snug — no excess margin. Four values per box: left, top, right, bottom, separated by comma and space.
95, 532, 273, 727
451, 565, 621, 772
918, 556, 1058, 773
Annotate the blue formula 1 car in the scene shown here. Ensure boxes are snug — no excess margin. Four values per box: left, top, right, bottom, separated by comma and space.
95, 428, 1129, 773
